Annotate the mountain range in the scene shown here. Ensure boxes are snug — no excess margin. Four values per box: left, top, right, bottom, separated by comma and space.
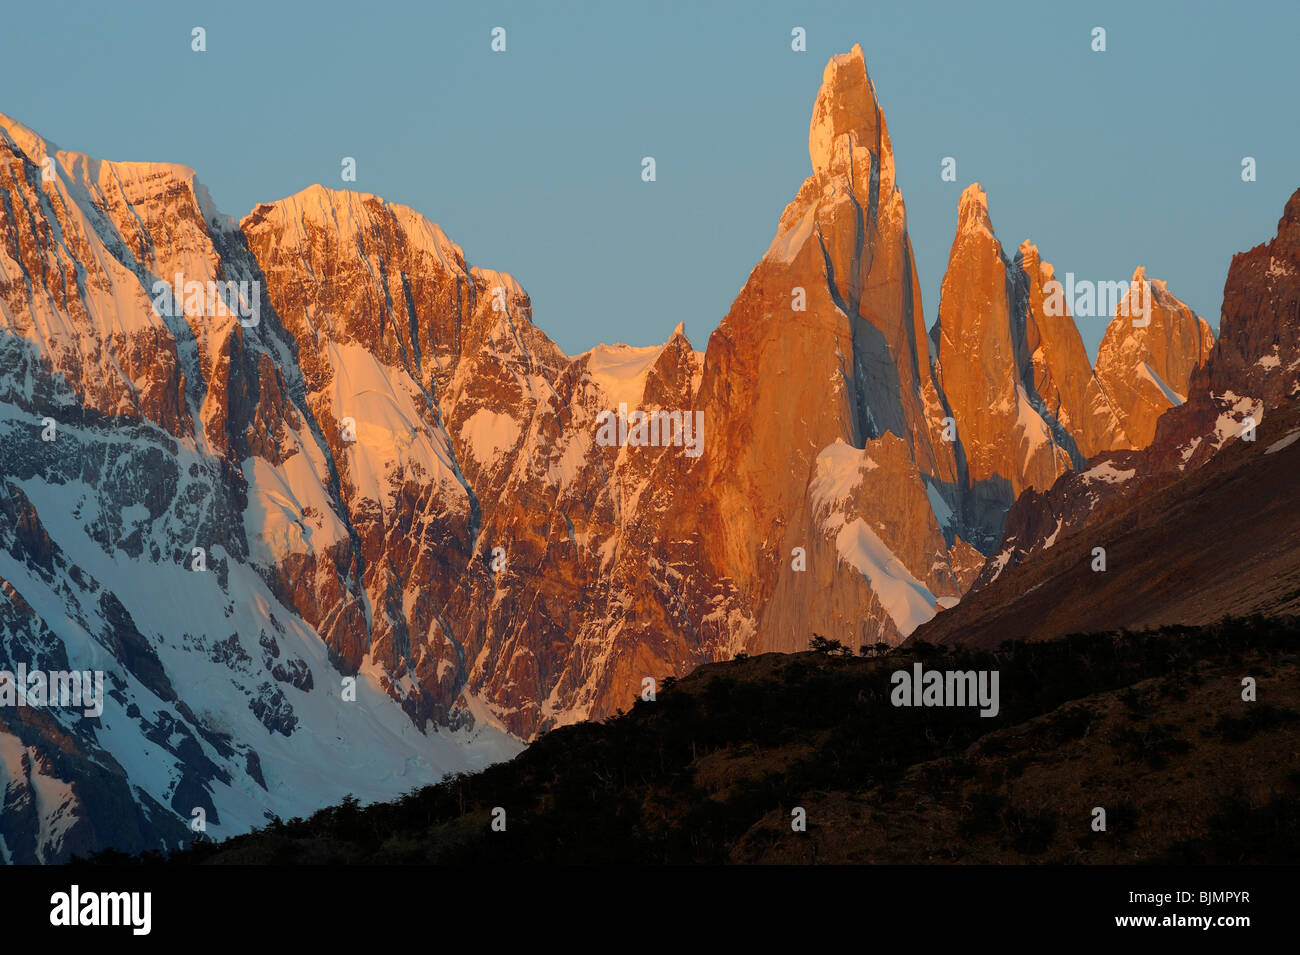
0, 44, 1292, 862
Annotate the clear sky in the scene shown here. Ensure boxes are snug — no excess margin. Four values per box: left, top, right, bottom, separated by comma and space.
3, 0, 1297, 359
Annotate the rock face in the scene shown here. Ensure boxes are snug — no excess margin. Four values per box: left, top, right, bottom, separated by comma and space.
0, 47, 1240, 862
930, 183, 1217, 558
649, 45, 972, 662
239, 185, 573, 730
0, 116, 526, 863
1147, 188, 1300, 471
934, 186, 1076, 545
963, 188, 1300, 595
1016, 241, 1129, 460
1094, 268, 1215, 449
0, 107, 731, 860
930, 186, 1154, 546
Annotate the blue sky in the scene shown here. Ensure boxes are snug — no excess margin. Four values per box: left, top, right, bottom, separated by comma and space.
3, 0, 1297, 358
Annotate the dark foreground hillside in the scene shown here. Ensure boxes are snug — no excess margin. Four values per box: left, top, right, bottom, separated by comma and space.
85, 616, 1299, 864
914, 404, 1300, 652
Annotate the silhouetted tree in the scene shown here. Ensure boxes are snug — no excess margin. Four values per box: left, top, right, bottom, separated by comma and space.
810, 634, 851, 655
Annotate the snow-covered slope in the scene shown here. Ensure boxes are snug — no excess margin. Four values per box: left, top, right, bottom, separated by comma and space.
0, 114, 529, 862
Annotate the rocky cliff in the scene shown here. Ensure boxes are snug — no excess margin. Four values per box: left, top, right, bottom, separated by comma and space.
959, 188, 1300, 599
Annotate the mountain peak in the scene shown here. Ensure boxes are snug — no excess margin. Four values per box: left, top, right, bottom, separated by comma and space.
957, 183, 993, 235
1279, 187, 1300, 247
0, 111, 53, 160
1126, 266, 1189, 312
1018, 240, 1058, 285
1095, 271, 1214, 448
244, 182, 470, 278
0, 113, 199, 192
808, 44, 881, 177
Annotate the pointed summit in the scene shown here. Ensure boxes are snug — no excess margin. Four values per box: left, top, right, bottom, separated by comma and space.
807, 44, 882, 177
0, 111, 54, 160
1018, 240, 1045, 276
1279, 187, 1300, 247
957, 183, 993, 236
936, 183, 1075, 536
669, 42, 968, 652
1095, 270, 1214, 448
1017, 243, 1131, 460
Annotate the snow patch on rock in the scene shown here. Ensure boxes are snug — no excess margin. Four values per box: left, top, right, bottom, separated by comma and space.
580, 343, 663, 409
1082, 461, 1136, 484
832, 519, 938, 636
809, 439, 879, 512
460, 408, 522, 466
1265, 428, 1300, 455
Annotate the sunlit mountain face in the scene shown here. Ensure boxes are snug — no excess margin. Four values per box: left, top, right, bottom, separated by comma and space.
0, 37, 1296, 864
